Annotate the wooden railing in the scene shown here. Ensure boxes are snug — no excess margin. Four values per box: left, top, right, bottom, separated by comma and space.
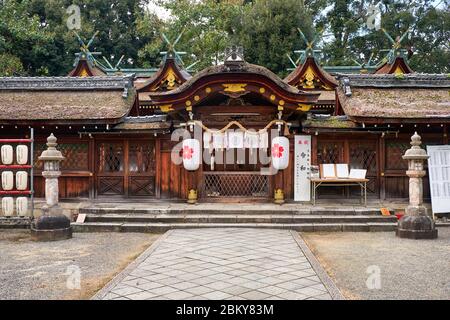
203, 171, 269, 198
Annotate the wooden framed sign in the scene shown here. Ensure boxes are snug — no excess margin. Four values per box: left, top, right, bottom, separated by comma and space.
427, 145, 450, 214
321, 164, 336, 179
294, 135, 311, 202
336, 164, 350, 179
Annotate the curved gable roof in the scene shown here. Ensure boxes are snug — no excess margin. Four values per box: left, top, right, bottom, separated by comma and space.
285, 57, 338, 90
141, 62, 319, 112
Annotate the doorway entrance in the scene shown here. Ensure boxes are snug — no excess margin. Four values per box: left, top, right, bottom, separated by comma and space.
96, 139, 156, 197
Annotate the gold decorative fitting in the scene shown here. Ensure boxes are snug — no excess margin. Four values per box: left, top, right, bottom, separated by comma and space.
270, 95, 276, 101
79, 68, 89, 78
303, 66, 316, 89
274, 189, 285, 205
194, 95, 200, 101
185, 100, 192, 107
165, 69, 177, 88
187, 189, 198, 204
394, 66, 404, 76
279, 100, 285, 106
159, 105, 174, 113
259, 87, 266, 94
205, 87, 212, 94
222, 83, 247, 93
297, 104, 311, 112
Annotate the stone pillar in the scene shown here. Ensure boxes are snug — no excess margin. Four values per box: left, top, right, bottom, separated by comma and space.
31, 134, 72, 241
396, 132, 438, 239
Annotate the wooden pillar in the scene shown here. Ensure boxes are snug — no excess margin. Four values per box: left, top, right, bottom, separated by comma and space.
379, 135, 386, 200
155, 138, 161, 199
88, 136, 95, 199
444, 124, 449, 145
311, 134, 318, 165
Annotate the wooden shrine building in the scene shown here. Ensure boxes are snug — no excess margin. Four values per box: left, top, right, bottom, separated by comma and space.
0, 40, 449, 203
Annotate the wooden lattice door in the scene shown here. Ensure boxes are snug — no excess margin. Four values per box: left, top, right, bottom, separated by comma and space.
128, 141, 156, 197
349, 141, 379, 197
96, 140, 156, 197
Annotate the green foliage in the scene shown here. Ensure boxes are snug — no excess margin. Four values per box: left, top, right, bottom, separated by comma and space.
0, 0, 448, 75
0, 53, 25, 76
0, 0, 53, 75
235, 0, 314, 77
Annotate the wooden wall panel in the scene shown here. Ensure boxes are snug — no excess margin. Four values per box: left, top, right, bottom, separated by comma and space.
160, 152, 171, 199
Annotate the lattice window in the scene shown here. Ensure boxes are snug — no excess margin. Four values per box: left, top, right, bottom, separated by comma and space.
203, 173, 269, 198
349, 142, 377, 175
98, 143, 124, 173
98, 177, 124, 195
385, 141, 410, 170
317, 142, 343, 164
34, 143, 89, 171
33, 144, 46, 170
129, 177, 156, 196
129, 142, 156, 174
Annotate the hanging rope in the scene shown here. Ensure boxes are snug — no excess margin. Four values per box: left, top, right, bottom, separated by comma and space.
190, 120, 291, 136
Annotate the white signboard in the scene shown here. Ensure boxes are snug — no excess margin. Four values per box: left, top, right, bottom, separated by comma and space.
294, 135, 311, 202
427, 145, 450, 214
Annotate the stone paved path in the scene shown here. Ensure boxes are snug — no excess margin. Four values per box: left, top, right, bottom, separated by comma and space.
94, 229, 343, 300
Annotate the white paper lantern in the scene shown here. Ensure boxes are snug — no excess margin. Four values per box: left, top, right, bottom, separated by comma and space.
2, 197, 14, 216
271, 137, 290, 170
16, 171, 28, 191
16, 145, 29, 165
1, 145, 13, 165
2, 171, 14, 191
16, 197, 29, 217
182, 139, 201, 171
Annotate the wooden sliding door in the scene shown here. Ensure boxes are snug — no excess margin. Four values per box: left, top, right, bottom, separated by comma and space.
96, 139, 156, 197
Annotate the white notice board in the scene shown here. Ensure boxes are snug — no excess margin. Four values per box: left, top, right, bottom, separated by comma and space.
294, 135, 311, 202
427, 145, 450, 214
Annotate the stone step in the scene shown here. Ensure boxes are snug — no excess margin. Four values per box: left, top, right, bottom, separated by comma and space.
84, 214, 398, 224
72, 222, 398, 233
79, 207, 384, 216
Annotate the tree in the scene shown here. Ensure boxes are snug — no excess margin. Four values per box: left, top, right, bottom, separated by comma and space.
26, 0, 159, 75
320, 0, 450, 72
146, 0, 315, 76
236, 0, 315, 77
0, 0, 53, 76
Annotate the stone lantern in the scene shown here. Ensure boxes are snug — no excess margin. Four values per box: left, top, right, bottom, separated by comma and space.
396, 132, 438, 239
31, 134, 72, 241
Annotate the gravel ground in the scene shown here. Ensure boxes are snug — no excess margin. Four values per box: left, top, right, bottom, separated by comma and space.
0, 231, 159, 300
301, 229, 450, 300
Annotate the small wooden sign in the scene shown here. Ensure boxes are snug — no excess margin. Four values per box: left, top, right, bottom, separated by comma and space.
76, 214, 87, 223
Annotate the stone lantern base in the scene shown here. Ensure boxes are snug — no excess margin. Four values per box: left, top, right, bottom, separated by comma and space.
31, 206, 72, 242
396, 206, 438, 239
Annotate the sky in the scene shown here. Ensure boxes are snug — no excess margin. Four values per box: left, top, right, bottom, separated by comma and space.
147, 0, 447, 20
146, 1, 171, 20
